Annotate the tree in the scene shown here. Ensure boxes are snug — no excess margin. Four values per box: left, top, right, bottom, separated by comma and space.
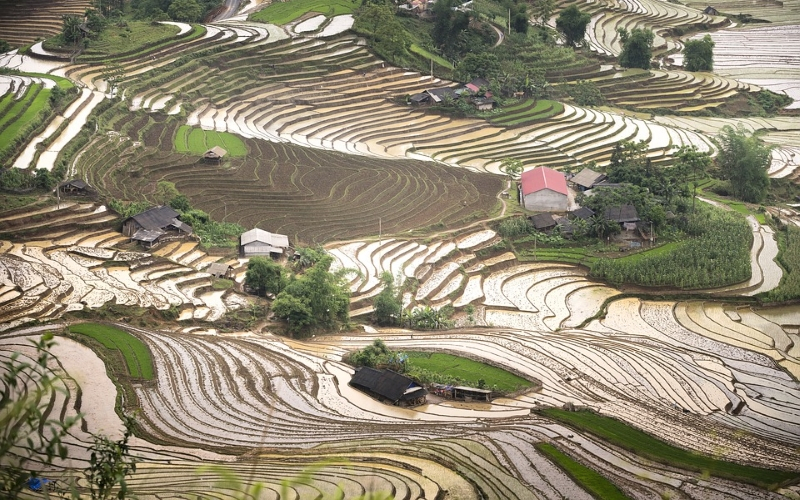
555, 5, 591, 48
271, 294, 313, 335
85, 414, 138, 499
673, 145, 711, 212
0, 39, 11, 53
373, 272, 402, 325
716, 125, 771, 203
154, 180, 179, 205
454, 52, 501, 82
618, 28, 654, 69
167, 0, 203, 22
1, 334, 79, 496
245, 257, 288, 296
292, 246, 325, 272
271, 256, 353, 335
499, 158, 523, 179
373, 20, 409, 60
169, 193, 191, 212
532, 0, 556, 26
61, 15, 83, 45
683, 34, 714, 72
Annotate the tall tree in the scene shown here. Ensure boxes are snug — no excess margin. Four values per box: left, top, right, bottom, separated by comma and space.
716, 125, 771, 203
555, 5, 591, 48
683, 34, 714, 71
673, 145, 711, 212
373, 272, 402, 325
618, 27, 654, 69
533, 0, 556, 26
245, 257, 288, 296
61, 15, 84, 45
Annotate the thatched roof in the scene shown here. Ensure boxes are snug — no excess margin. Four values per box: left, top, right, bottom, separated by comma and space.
204, 146, 227, 159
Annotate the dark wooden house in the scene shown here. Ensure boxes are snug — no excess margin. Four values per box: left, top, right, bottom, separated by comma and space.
203, 146, 227, 163
58, 179, 92, 196
350, 367, 427, 406
530, 213, 557, 231
207, 262, 234, 279
122, 206, 193, 248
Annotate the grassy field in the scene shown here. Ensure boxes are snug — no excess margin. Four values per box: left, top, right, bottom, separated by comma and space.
535, 442, 631, 500
249, 0, 359, 24
0, 84, 51, 156
540, 408, 799, 490
490, 99, 564, 126
406, 352, 532, 392
68, 323, 154, 380
79, 21, 181, 57
410, 44, 454, 69
174, 125, 248, 157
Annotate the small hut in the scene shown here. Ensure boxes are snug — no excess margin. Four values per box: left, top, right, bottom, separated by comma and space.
203, 146, 227, 163
207, 262, 234, 279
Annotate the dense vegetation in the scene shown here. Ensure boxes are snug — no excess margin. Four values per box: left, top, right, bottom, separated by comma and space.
174, 126, 248, 157
590, 206, 751, 288
535, 443, 631, 500
68, 323, 155, 380
540, 408, 799, 489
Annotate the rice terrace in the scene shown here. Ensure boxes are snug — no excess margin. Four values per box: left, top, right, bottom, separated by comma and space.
2, 0, 800, 497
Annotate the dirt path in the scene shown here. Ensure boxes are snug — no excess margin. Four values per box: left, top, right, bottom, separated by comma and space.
491, 24, 505, 48
211, 0, 243, 21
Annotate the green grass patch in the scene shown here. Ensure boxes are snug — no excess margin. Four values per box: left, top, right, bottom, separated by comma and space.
490, 99, 564, 126
212, 278, 234, 290
0, 85, 51, 156
68, 323, 154, 380
80, 21, 181, 58
535, 442, 631, 500
405, 352, 532, 392
173, 125, 247, 156
0, 194, 43, 214
249, 0, 359, 25
761, 224, 800, 302
18, 72, 74, 90
540, 408, 799, 490
410, 44, 454, 69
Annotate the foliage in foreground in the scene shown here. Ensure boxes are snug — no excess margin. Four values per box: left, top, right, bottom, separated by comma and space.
1, 334, 77, 496
540, 408, 799, 489
590, 205, 751, 289
535, 442, 631, 500
68, 323, 154, 380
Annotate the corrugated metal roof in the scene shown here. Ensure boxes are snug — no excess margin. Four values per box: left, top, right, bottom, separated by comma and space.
240, 228, 289, 248
131, 229, 163, 242
129, 206, 180, 231
520, 167, 568, 196
571, 168, 606, 189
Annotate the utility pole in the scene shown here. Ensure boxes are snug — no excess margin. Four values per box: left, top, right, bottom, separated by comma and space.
430, 57, 433, 80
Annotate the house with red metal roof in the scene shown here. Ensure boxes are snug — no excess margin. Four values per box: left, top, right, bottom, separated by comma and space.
519, 166, 569, 212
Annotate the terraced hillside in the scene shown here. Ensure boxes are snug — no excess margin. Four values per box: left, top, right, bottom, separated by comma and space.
52, 21, 718, 174
0, 204, 248, 330
73, 113, 503, 244
0, 0, 92, 48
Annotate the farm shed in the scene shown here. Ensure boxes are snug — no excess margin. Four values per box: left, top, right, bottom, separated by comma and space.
570, 168, 606, 191
519, 167, 569, 212
472, 97, 496, 111
465, 78, 490, 94
453, 386, 492, 402
203, 146, 227, 162
123, 206, 193, 248
703, 6, 719, 15
58, 179, 91, 196
569, 207, 595, 221
349, 367, 427, 406
555, 216, 574, 236
240, 228, 290, 258
207, 262, 234, 279
530, 213, 557, 231
604, 205, 640, 224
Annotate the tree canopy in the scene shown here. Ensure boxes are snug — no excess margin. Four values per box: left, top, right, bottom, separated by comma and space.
618, 28, 654, 69
556, 6, 591, 48
270, 255, 352, 335
373, 272, 402, 326
245, 257, 289, 296
683, 34, 714, 72
716, 125, 771, 203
